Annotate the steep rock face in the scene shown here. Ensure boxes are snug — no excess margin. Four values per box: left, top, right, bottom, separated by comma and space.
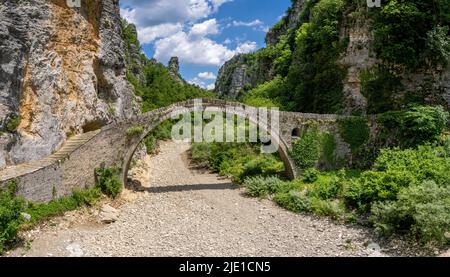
214, 54, 274, 98
338, 11, 376, 115
265, 0, 303, 45
215, 55, 251, 98
123, 22, 149, 86
168, 57, 184, 84
0, 0, 137, 168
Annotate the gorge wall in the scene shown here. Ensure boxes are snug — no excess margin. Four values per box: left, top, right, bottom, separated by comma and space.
215, 0, 450, 114
0, 0, 138, 168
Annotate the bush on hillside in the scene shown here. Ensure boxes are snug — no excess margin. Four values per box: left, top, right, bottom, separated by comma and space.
0, 181, 25, 254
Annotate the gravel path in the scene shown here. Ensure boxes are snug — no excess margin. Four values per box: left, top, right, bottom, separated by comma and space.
9, 141, 382, 257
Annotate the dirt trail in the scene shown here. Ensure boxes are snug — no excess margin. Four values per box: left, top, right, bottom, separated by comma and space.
8, 141, 380, 257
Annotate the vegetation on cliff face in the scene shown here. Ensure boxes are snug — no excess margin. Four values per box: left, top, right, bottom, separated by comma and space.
216, 0, 450, 115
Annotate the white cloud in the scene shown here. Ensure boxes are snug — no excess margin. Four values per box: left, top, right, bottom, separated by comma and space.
189, 77, 206, 87
189, 77, 216, 90
211, 0, 233, 12
198, 72, 217, 80
154, 31, 236, 66
189, 19, 219, 38
154, 27, 257, 66
138, 23, 183, 44
235, 41, 258, 54
232, 19, 263, 27
120, 0, 231, 27
120, 0, 258, 67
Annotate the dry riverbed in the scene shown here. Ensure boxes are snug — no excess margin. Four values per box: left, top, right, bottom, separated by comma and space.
6, 141, 439, 257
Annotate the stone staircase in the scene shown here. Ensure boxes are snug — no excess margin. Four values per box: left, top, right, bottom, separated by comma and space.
0, 130, 101, 182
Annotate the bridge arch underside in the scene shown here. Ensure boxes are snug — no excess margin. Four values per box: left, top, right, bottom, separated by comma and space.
121, 105, 297, 185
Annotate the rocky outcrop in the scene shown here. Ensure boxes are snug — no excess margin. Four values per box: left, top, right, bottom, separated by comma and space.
0, 0, 138, 168
214, 54, 274, 98
265, 0, 303, 45
338, 10, 376, 115
124, 22, 147, 86
168, 57, 184, 84
215, 55, 252, 98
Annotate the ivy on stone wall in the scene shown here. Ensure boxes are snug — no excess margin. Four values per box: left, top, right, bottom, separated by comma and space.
290, 124, 321, 169
338, 117, 370, 154
321, 132, 337, 166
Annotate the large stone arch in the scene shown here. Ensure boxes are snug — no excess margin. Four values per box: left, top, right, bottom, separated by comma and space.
121, 99, 297, 184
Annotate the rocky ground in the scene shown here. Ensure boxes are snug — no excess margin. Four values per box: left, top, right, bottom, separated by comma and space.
6, 141, 444, 257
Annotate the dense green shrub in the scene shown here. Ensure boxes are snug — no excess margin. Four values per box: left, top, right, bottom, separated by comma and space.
243, 176, 287, 198
242, 77, 285, 108
425, 25, 450, 68
344, 145, 450, 212
274, 190, 312, 213
0, 181, 25, 254
343, 170, 417, 211
338, 117, 370, 154
371, 181, 450, 245
378, 106, 449, 148
400, 106, 449, 147
72, 187, 102, 207
303, 168, 319, 183
240, 156, 284, 179
290, 125, 320, 169
310, 198, 346, 219
308, 175, 343, 200
371, 0, 450, 70
95, 165, 122, 198
360, 66, 403, 113
25, 187, 102, 225
191, 142, 284, 183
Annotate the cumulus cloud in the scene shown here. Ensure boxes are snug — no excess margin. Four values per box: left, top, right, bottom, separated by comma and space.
188, 77, 216, 90
188, 77, 207, 87
198, 72, 217, 80
154, 31, 235, 66
154, 21, 257, 66
137, 23, 183, 44
189, 19, 219, 38
120, 0, 257, 67
120, 0, 230, 26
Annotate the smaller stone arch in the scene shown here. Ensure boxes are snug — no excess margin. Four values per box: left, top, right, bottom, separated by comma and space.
291, 127, 301, 140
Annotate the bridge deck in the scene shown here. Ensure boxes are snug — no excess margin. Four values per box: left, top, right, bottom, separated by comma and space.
0, 130, 100, 182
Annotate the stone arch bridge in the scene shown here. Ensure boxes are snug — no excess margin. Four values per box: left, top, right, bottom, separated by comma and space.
0, 99, 351, 202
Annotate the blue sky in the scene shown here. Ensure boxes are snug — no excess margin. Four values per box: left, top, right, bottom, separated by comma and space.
120, 0, 291, 89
